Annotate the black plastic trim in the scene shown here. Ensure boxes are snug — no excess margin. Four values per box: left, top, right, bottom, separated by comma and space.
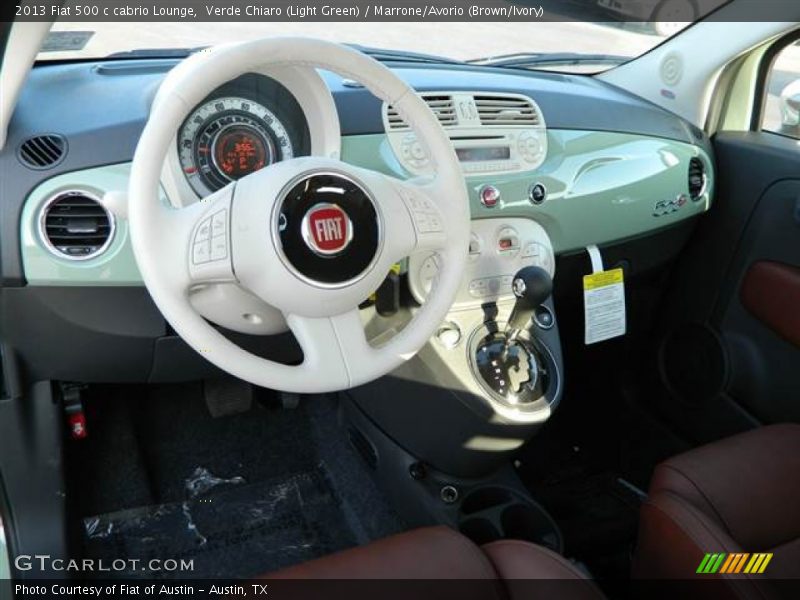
751, 28, 800, 132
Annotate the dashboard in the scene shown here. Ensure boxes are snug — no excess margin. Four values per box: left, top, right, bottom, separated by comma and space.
0, 54, 714, 382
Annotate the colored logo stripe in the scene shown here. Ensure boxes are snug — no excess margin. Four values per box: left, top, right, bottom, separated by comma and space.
698, 553, 773, 574
697, 553, 726, 574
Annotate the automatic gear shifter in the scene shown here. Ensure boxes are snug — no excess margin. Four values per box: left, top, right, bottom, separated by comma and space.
471, 266, 554, 406
506, 266, 553, 341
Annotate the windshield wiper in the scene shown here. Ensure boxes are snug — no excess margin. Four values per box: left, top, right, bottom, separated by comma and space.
348, 45, 465, 66
467, 52, 629, 70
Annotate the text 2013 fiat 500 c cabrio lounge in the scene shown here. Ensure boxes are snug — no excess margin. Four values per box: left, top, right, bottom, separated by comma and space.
0, 2, 799, 597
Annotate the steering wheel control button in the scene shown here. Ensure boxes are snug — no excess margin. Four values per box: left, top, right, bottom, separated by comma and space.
479, 185, 501, 208
301, 203, 353, 256
276, 172, 380, 286
192, 239, 211, 264
211, 210, 227, 236
196, 218, 211, 242
403, 191, 443, 234
529, 183, 547, 205
210, 234, 228, 261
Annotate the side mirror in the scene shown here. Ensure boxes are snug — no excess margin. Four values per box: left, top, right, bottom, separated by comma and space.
780, 80, 800, 126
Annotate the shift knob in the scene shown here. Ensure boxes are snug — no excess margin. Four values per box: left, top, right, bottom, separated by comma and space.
512, 266, 553, 307
507, 266, 553, 335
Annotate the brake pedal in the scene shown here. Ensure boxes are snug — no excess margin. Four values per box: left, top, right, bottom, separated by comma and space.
203, 378, 253, 417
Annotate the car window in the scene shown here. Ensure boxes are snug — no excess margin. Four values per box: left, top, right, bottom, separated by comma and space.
762, 41, 800, 138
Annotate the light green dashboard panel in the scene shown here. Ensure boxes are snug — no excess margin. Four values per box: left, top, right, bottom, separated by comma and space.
21, 163, 143, 285
342, 130, 714, 254
21, 130, 713, 285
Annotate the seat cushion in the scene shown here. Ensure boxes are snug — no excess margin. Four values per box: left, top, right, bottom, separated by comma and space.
265, 526, 498, 580
263, 526, 604, 599
633, 424, 800, 597
647, 424, 800, 551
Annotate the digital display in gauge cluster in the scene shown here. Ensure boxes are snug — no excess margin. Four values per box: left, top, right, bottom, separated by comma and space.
178, 96, 295, 197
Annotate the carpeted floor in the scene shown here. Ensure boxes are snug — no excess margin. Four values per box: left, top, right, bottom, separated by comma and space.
513, 331, 689, 590
68, 383, 405, 579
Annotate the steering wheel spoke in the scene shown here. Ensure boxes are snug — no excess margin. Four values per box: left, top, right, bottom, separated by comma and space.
286, 308, 370, 389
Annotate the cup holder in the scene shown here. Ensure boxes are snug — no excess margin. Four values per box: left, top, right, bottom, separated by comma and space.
460, 487, 513, 516
457, 486, 562, 552
459, 518, 502, 545
500, 503, 561, 551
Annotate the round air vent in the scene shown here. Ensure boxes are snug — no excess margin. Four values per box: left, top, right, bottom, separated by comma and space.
688, 157, 707, 200
38, 191, 115, 260
18, 134, 67, 169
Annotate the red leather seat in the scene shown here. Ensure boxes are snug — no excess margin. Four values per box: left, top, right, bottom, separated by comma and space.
633, 424, 800, 597
263, 525, 605, 599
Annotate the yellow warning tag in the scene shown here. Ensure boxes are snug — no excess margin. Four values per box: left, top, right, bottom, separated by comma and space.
583, 268, 626, 345
583, 268, 624, 291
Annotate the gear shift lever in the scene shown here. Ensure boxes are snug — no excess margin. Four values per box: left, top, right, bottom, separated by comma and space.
506, 266, 553, 341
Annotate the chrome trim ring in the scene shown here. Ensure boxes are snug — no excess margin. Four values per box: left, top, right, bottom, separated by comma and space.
36, 189, 116, 262
533, 305, 556, 330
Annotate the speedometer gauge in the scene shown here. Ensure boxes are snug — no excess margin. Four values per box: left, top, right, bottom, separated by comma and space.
178, 96, 295, 197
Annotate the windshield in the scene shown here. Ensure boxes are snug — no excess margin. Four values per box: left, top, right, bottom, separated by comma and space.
39, 20, 694, 74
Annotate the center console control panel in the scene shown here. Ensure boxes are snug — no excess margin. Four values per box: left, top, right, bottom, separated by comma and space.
383, 91, 548, 177
409, 218, 555, 310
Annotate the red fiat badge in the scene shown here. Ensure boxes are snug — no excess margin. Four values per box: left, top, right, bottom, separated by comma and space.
302, 203, 353, 256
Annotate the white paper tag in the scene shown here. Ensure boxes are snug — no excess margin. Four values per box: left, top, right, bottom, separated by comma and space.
584, 267, 626, 345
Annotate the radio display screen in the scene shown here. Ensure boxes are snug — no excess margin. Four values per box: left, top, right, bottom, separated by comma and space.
455, 146, 510, 162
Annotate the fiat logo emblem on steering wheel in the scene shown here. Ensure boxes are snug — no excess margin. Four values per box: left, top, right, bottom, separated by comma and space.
301, 203, 354, 257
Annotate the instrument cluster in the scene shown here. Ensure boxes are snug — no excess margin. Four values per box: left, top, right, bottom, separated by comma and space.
176, 75, 310, 198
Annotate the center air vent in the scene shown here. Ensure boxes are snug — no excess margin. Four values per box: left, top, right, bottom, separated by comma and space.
475, 95, 540, 126
688, 157, 706, 200
386, 95, 456, 130
18, 134, 67, 169
39, 191, 115, 260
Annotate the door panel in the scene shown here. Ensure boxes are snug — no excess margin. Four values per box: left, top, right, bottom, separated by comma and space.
714, 175, 800, 423
654, 132, 800, 434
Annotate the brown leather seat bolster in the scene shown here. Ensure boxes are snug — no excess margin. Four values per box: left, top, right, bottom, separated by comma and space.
483, 540, 606, 600
263, 526, 498, 580
648, 424, 800, 550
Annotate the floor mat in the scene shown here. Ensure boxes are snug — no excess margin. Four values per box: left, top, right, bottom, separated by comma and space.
70, 384, 405, 578
83, 463, 357, 579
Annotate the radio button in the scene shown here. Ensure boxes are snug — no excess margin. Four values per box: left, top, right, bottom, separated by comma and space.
529, 183, 547, 205
479, 185, 501, 208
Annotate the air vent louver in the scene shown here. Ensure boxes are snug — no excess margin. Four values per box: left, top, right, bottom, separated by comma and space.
40, 191, 114, 260
386, 95, 456, 129
18, 134, 67, 169
475, 95, 540, 126
688, 158, 706, 199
